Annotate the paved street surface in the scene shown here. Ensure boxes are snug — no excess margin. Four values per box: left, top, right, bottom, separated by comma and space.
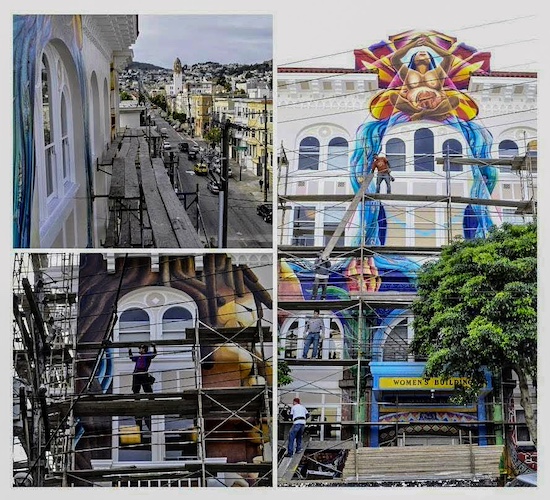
152, 112, 273, 248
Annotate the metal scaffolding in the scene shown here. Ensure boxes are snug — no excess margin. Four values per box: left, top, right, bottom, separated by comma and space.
276, 153, 537, 483
13, 254, 273, 487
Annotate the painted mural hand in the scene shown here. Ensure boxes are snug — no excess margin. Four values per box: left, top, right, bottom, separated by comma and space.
168, 254, 273, 388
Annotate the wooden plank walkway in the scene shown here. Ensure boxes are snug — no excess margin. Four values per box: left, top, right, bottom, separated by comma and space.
138, 137, 202, 248
105, 136, 141, 247
103, 129, 202, 248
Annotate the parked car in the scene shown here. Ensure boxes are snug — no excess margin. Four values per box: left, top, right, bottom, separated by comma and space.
193, 163, 208, 175
213, 164, 233, 177
256, 203, 272, 223
505, 472, 537, 487
207, 179, 221, 194
179, 142, 189, 152
188, 146, 200, 160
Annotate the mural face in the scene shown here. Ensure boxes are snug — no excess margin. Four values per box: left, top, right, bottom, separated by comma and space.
278, 31, 501, 373
352, 30, 497, 244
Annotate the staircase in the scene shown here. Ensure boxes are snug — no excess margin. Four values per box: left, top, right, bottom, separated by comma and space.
342, 444, 504, 482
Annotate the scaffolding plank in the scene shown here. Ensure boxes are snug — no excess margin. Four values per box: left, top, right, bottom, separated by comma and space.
109, 157, 126, 199
49, 387, 267, 418
151, 158, 202, 248
50, 462, 272, 482
278, 293, 417, 310
279, 245, 442, 258
280, 193, 530, 208
99, 136, 122, 165
139, 151, 180, 248
184, 326, 271, 343
281, 358, 359, 367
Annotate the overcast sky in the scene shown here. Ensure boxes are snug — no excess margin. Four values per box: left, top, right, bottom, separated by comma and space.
276, 4, 539, 73
131, 15, 273, 68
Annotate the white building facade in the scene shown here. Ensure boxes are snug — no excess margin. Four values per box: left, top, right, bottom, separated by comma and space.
277, 30, 537, 470
13, 15, 138, 248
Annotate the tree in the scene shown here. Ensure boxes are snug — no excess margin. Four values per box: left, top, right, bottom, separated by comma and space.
119, 90, 134, 101
410, 223, 537, 446
278, 358, 293, 387
204, 127, 222, 147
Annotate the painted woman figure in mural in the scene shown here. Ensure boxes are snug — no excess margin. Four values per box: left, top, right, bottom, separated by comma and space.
389, 35, 459, 121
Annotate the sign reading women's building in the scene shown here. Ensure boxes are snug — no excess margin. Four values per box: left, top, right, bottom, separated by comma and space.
379, 377, 472, 390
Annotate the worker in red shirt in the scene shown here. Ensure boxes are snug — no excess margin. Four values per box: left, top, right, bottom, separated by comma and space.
371, 153, 394, 194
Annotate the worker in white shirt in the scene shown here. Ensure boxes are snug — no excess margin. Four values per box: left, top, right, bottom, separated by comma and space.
286, 397, 309, 457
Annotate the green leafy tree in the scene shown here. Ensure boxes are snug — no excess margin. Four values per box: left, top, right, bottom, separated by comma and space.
278, 358, 293, 387
204, 127, 222, 147
150, 93, 167, 112
172, 111, 187, 123
119, 90, 134, 101
410, 223, 537, 445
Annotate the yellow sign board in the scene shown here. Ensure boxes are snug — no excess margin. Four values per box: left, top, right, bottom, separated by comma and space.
379, 377, 471, 390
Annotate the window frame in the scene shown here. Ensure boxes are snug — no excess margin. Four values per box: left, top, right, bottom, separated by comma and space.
326, 137, 349, 172
414, 128, 435, 172
297, 136, 321, 171
35, 44, 78, 243
112, 288, 198, 464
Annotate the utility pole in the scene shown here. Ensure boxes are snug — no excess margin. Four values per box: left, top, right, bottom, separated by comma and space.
218, 119, 244, 248
187, 83, 193, 138
263, 96, 269, 203
278, 142, 289, 244
219, 120, 231, 247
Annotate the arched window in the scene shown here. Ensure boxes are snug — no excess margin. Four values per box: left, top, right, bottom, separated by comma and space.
327, 137, 348, 171
41, 53, 56, 199
442, 139, 463, 172
298, 136, 320, 170
386, 138, 406, 172
499, 139, 518, 173
414, 128, 434, 172
162, 306, 193, 341
60, 91, 71, 182
119, 307, 150, 342
382, 319, 409, 362
114, 289, 199, 464
36, 43, 79, 247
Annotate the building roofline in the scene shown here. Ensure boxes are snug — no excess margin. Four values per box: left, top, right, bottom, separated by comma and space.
278, 67, 537, 78
277, 67, 377, 75
471, 70, 537, 78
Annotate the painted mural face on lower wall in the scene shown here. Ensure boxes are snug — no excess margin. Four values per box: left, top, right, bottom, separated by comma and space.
73, 253, 273, 483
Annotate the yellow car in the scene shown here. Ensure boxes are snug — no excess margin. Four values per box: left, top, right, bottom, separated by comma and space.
193, 163, 208, 175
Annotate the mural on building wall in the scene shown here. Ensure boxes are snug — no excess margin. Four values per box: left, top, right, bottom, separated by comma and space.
352, 30, 497, 243
74, 253, 273, 471
13, 15, 92, 247
279, 254, 421, 364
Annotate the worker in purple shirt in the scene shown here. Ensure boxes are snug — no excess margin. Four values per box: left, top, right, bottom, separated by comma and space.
129, 343, 157, 431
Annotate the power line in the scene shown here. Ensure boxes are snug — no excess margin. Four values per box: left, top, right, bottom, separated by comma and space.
277, 16, 537, 68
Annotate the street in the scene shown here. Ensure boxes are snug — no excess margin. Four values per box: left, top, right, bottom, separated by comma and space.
152, 112, 273, 248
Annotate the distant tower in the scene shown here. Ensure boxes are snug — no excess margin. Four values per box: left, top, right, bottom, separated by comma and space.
173, 57, 183, 94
